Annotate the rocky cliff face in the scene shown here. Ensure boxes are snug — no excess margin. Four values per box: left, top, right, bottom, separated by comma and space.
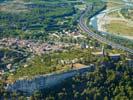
7, 66, 93, 95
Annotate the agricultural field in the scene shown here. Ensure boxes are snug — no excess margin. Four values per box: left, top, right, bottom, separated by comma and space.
105, 8, 133, 39
0, 0, 82, 39
106, 20, 133, 38
97, 0, 133, 39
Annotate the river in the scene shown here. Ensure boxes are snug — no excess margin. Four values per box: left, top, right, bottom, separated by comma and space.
89, 0, 132, 35
0, 0, 7, 3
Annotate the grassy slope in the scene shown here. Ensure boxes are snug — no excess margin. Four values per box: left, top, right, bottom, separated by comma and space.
8, 49, 93, 81
106, 20, 133, 36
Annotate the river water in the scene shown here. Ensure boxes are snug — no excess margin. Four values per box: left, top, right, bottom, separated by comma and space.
0, 0, 6, 3
89, 10, 106, 32
89, 0, 131, 35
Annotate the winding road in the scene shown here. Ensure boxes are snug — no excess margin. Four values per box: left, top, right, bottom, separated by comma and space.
79, 5, 133, 54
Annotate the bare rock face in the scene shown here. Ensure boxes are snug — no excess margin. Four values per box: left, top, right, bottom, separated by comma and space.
7, 66, 93, 95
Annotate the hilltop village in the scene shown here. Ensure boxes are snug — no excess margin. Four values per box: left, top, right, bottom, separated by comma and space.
0, 0, 133, 99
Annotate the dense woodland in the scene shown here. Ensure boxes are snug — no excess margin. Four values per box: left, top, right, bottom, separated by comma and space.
0, 55, 133, 100
39, 61, 133, 100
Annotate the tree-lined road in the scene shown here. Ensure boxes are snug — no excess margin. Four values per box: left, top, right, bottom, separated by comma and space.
79, 6, 133, 54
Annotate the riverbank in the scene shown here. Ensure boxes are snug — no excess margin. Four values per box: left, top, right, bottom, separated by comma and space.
89, 1, 133, 40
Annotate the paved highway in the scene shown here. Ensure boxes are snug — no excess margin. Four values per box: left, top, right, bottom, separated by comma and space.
79, 6, 133, 54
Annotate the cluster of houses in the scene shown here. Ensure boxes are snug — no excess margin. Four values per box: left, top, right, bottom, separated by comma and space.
0, 37, 133, 80
0, 38, 74, 55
